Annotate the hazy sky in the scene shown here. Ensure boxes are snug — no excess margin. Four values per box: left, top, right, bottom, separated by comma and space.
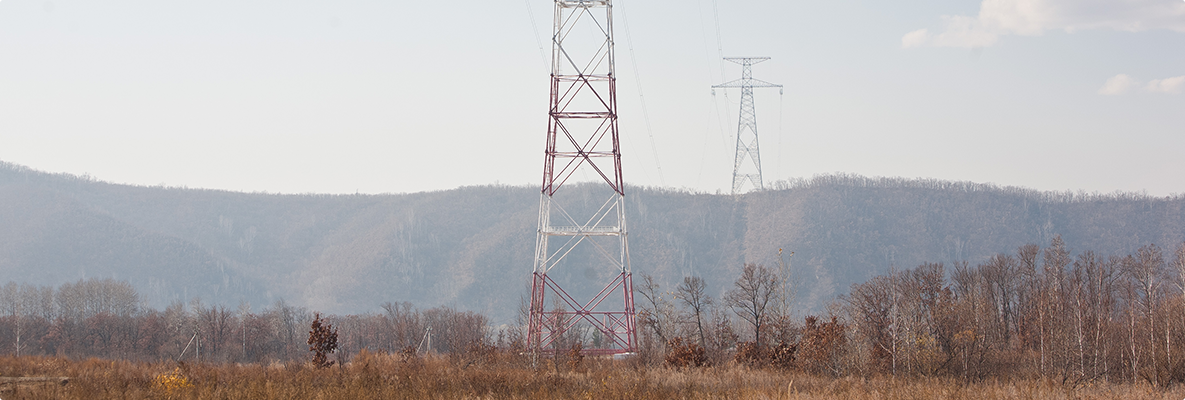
2, 0, 1183, 195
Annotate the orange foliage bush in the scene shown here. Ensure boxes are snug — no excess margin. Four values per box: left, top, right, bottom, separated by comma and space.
664, 337, 707, 368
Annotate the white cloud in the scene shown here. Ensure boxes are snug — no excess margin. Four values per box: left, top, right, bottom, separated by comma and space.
900, 16, 999, 48
1098, 74, 1137, 95
1097, 74, 1185, 95
901, 29, 930, 48
929, 15, 1001, 48
1146, 76, 1185, 94
904, 0, 1185, 48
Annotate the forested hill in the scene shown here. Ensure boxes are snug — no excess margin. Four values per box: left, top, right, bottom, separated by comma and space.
2, 161, 1183, 323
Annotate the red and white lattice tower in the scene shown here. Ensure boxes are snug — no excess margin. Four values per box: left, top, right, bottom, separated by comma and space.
527, 0, 637, 356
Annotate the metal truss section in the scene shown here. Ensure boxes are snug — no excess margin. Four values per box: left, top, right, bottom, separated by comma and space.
713, 57, 781, 195
528, 0, 636, 356
530, 270, 635, 356
542, 0, 622, 197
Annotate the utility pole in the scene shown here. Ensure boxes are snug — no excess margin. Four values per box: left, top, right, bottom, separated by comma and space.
527, 0, 637, 357
713, 57, 781, 194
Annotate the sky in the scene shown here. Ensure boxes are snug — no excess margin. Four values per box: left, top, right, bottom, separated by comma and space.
1, 0, 1183, 196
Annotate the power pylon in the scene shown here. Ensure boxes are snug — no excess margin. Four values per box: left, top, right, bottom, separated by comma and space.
713, 57, 781, 194
528, 0, 637, 356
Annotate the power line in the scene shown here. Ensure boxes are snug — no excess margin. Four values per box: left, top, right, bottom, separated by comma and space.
777, 88, 784, 182
616, 0, 665, 187
522, 0, 548, 71
711, 0, 727, 82
710, 0, 733, 131
695, 0, 725, 189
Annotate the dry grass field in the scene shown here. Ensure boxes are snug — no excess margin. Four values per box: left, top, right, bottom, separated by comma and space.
1, 352, 1183, 400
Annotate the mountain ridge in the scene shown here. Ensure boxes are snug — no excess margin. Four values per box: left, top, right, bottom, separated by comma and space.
2, 161, 1182, 323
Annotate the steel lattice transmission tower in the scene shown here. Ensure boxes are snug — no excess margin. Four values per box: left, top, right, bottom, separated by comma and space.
713, 57, 782, 194
528, 0, 637, 356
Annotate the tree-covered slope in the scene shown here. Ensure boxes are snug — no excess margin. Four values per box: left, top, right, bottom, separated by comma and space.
2, 162, 1181, 323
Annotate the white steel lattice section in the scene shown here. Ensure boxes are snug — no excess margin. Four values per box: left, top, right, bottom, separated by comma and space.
713, 57, 781, 194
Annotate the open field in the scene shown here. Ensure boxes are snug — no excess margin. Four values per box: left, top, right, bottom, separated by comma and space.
1, 354, 1183, 400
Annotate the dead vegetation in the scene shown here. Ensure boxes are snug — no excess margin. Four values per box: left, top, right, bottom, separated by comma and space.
0, 352, 1183, 399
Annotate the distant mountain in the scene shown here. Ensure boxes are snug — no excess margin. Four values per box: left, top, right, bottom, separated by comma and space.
2, 161, 1182, 323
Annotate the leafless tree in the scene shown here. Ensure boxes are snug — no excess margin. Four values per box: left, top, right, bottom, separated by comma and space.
637, 274, 677, 346
30, 285, 54, 321
724, 263, 778, 346
55, 281, 84, 323
1173, 242, 1185, 300
1015, 244, 1040, 354
382, 301, 423, 351
848, 274, 896, 373
676, 276, 712, 347
981, 253, 1019, 345
421, 306, 489, 354
895, 262, 947, 375
1, 282, 26, 355
196, 304, 233, 361
270, 299, 307, 360
1040, 236, 1071, 375
950, 261, 986, 379
1122, 244, 1167, 385
79, 278, 140, 319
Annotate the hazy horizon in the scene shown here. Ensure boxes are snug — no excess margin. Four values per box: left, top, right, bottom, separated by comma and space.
5, 158, 1182, 199
2, 0, 1183, 196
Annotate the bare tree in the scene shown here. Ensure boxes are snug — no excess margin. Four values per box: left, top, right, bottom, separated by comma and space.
382, 301, 423, 351
896, 262, 947, 375
637, 274, 677, 346
848, 274, 896, 373
197, 304, 233, 361
55, 281, 84, 323
1173, 242, 1185, 300
981, 253, 1019, 345
1166, 242, 1185, 384
676, 276, 712, 347
1041, 236, 1071, 375
1071, 251, 1117, 380
1122, 244, 1167, 385
950, 261, 986, 379
270, 299, 307, 360
1015, 243, 1040, 358
31, 285, 54, 321
1, 282, 25, 356
724, 263, 778, 346
78, 278, 139, 319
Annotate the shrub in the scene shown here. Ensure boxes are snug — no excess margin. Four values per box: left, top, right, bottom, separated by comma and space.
798, 316, 846, 376
770, 341, 798, 370
151, 366, 192, 398
665, 337, 708, 368
735, 341, 765, 366
565, 342, 584, 370
307, 312, 339, 368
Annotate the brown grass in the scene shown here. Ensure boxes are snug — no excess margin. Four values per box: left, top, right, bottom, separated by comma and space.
1, 352, 1183, 399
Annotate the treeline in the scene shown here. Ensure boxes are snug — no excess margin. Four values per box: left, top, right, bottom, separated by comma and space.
4, 239, 1185, 387
845, 238, 1185, 385
769, 173, 1178, 203
635, 238, 1185, 386
0, 279, 488, 364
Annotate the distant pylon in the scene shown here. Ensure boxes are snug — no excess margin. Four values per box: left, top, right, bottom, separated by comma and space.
713, 57, 781, 194
527, 0, 637, 356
